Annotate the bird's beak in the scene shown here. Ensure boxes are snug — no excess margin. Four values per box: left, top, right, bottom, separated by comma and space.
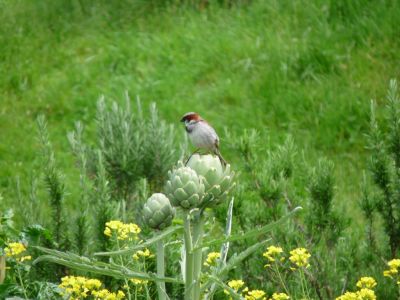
180, 117, 185, 122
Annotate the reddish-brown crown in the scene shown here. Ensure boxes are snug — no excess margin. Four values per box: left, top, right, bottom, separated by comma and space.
180, 112, 202, 122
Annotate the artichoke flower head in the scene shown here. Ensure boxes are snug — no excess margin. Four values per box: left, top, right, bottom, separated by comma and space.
186, 154, 235, 206
143, 193, 175, 230
165, 165, 205, 209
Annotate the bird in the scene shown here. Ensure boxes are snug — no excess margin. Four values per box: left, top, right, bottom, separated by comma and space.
180, 112, 227, 166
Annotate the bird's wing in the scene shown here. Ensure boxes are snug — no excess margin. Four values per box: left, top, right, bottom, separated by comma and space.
205, 122, 219, 148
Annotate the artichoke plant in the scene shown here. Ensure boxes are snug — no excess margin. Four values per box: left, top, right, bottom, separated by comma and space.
165, 166, 205, 209
186, 154, 235, 206
143, 193, 175, 230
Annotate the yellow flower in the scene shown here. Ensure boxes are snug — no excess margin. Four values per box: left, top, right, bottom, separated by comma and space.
228, 279, 245, 291
92, 289, 110, 298
263, 246, 284, 263
133, 248, 152, 260
85, 278, 102, 290
130, 278, 148, 285
357, 288, 376, 300
356, 277, 377, 289
5, 242, 26, 257
4, 242, 31, 262
383, 269, 395, 277
224, 279, 247, 297
388, 259, 400, 270
204, 252, 221, 267
116, 290, 125, 299
245, 290, 266, 300
336, 291, 358, 300
90, 288, 125, 300
383, 258, 400, 279
59, 275, 105, 299
289, 248, 311, 268
20, 255, 32, 262
104, 220, 141, 241
270, 292, 290, 300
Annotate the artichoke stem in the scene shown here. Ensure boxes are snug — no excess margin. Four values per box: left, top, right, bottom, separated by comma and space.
156, 239, 167, 300
192, 215, 205, 300
183, 213, 194, 300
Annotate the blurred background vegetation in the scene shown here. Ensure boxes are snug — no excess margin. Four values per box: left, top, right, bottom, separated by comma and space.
1, 0, 400, 298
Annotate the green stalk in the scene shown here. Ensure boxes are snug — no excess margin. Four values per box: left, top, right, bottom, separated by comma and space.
299, 268, 310, 300
183, 213, 194, 300
156, 239, 167, 300
273, 263, 289, 295
16, 265, 28, 300
0, 255, 6, 284
192, 215, 204, 300
116, 239, 132, 300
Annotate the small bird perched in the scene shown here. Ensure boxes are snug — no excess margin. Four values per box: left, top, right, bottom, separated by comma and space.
181, 112, 227, 166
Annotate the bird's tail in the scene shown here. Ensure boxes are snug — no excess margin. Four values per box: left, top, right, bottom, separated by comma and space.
214, 148, 227, 166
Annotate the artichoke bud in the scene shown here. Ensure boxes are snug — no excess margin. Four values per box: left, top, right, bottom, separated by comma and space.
187, 154, 235, 206
165, 166, 205, 209
143, 193, 175, 230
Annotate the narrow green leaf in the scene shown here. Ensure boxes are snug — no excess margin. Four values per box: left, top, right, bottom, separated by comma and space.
206, 275, 244, 300
34, 255, 182, 283
220, 239, 269, 276
33, 251, 182, 284
95, 225, 183, 256
201, 239, 270, 294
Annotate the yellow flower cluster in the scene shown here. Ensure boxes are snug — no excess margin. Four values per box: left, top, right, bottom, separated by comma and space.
228, 279, 245, 290
4, 242, 31, 262
270, 293, 290, 300
383, 258, 400, 281
104, 220, 141, 241
245, 289, 266, 300
336, 276, 377, 300
92, 289, 125, 300
132, 248, 152, 260
130, 278, 148, 285
336, 291, 359, 300
263, 246, 284, 263
204, 252, 221, 267
336, 289, 376, 300
224, 279, 287, 300
289, 248, 311, 268
224, 279, 248, 296
263, 245, 310, 270
59, 275, 124, 300
356, 277, 377, 289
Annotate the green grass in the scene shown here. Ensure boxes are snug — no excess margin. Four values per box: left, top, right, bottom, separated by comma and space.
1, 1, 400, 298
0, 0, 399, 219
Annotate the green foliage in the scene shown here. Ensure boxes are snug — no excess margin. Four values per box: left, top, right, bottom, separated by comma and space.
37, 116, 69, 250
306, 158, 346, 245
94, 96, 178, 200
359, 173, 376, 249
367, 80, 400, 257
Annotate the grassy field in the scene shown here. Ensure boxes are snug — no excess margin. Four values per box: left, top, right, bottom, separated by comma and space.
1, 0, 400, 298
1, 0, 399, 214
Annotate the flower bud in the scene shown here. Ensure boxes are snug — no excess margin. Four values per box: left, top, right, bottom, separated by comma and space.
186, 154, 235, 206
143, 193, 175, 230
164, 166, 205, 209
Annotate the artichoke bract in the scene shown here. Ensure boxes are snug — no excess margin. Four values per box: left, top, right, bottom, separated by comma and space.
143, 193, 175, 230
165, 166, 205, 209
186, 154, 235, 206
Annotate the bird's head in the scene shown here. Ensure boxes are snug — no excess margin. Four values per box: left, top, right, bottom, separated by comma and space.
180, 112, 202, 125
